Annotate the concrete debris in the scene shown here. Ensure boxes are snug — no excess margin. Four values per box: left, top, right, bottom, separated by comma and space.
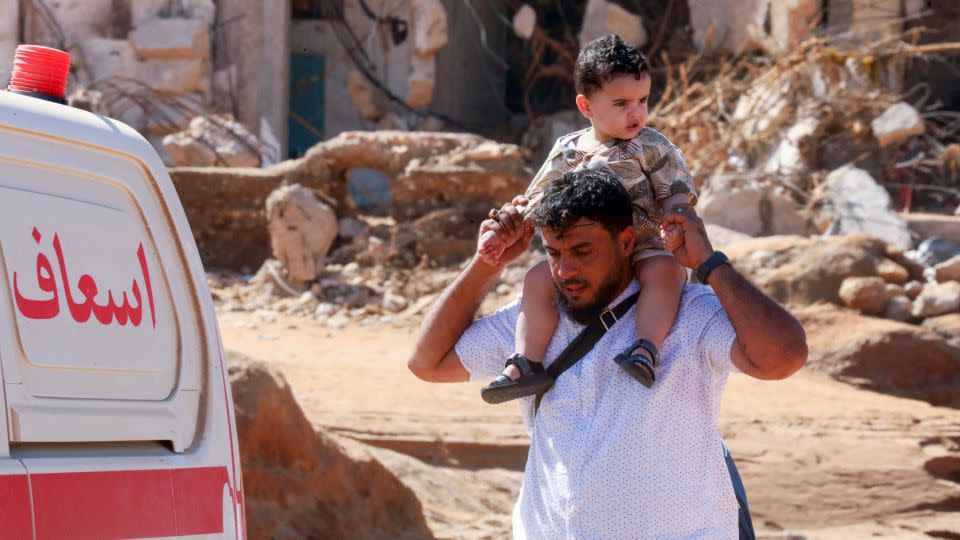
130, 18, 211, 60
80, 38, 138, 84
908, 237, 960, 268
689, 0, 766, 53
163, 114, 260, 167
764, 118, 818, 175
839, 276, 887, 315
579, 0, 647, 48
407, 54, 436, 110
934, 256, 960, 283
347, 71, 383, 122
265, 184, 339, 286
699, 182, 813, 237
912, 281, 960, 319
871, 102, 925, 147
513, 4, 536, 40
876, 258, 909, 284
817, 166, 911, 250
137, 57, 206, 94
411, 0, 448, 56
884, 296, 914, 322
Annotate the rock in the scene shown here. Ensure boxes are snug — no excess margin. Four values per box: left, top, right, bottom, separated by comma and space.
765, 117, 819, 175
871, 101, 924, 147
698, 183, 812, 237
705, 224, 753, 250
227, 354, 432, 540
130, 18, 210, 59
883, 283, 904, 301
876, 258, 909, 284
513, 4, 536, 39
314, 302, 338, 318
137, 57, 206, 93
904, 281, 924, 299
163, 114, 260, 167
689, 0, 765, 53
839, 277, 887, 315
922, 313, 960, 343
382, 292, 409, 313
579, 0, 647, 47
934, 255, 960, 283
409, 206, 488, 265
407, 54, 435, 110
338, 218, 367, 240
908, 236, 960, 267
884, 296, 913, 322
912, 281, 960, 318
902, 213, 960, 246
885, 245, 926, 282
288, 291, 320, 316
347, 71, 383, 121
817, 166, 911, 249
795, 303, 960, 406
411, 0, 447, 55
726, 234, 885, 306
266, 184, 338, 286
521, 109, 589, 165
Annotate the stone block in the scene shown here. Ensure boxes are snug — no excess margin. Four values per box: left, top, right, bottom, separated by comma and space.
579, 0, 647, 47
913, 281, 960, 319
818, 166, 911, 249
872, 102, 924, 147
698, 183, 812, 237
513, 4, 535, 40
137, 58, 206, 93
840, 276, 888, 315
266, 184, 338, 285
130, 18, 211, 60
411, 0, 447, 55
408, 54, 435, 110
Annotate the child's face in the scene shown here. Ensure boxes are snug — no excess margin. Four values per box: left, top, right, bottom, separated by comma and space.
577, 72, 651, 141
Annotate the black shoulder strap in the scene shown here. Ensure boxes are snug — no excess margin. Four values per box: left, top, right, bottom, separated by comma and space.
534, 292, 640, 411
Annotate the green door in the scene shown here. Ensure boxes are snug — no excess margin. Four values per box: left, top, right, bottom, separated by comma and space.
288, 53, 325, 159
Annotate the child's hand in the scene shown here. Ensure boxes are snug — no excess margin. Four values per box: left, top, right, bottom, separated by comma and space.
661, 222, 683, 252
478, 224, 508, 265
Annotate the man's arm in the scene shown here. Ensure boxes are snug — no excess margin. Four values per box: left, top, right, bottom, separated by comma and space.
407, 202, 534, 382
662, 205, 808, 380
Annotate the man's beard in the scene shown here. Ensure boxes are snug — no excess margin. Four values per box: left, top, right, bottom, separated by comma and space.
553, 263, 626, 325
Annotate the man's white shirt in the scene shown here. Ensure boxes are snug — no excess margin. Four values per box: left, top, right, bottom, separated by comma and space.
456, 282, 741, 539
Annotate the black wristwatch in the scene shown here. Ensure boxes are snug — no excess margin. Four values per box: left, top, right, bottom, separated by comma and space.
695, 250, 730, 285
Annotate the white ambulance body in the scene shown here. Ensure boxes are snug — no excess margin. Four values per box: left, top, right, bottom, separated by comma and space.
0, 89, 245, 538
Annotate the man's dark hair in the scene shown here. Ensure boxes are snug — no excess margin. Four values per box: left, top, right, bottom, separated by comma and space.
574, 34, 649, 97
532, 169, 633, 237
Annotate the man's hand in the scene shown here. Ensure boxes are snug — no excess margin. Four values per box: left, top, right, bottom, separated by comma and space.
661, 204, 714, 269
478, 196, 534, 267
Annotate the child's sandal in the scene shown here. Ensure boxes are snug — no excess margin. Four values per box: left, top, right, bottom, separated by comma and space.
614, 338, 659, 388
481, 353, 554, 404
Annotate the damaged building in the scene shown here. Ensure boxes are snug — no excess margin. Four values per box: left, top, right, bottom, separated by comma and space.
2, 0, 957, 167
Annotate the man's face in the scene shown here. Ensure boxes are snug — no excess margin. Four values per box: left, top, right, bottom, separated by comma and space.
542, 218, 634, 324
579, 72, 651, 141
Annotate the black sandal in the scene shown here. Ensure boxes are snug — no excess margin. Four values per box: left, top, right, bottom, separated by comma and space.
614, 338, 659, 388
481, 353, 555, 404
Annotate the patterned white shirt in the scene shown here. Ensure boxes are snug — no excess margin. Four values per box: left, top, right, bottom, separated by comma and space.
455, 283, 740, 539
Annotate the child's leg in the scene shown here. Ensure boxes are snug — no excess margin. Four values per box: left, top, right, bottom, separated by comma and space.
502, 259, 559, 380
631, 254, 687, 359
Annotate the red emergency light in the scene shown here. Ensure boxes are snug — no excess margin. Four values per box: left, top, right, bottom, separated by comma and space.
7, 45, 70, 104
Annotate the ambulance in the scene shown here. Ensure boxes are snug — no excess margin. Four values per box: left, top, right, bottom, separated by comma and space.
0, 46, 245, 539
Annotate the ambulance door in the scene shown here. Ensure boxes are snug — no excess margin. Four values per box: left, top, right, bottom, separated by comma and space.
0, 371, 33, 540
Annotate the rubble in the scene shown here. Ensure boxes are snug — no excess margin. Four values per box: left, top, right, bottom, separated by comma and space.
912, 282, 960, 318
578, 0, 647, 48
163, 114, 260, 167
129, 18, 210, 60
871, 102, 925, 147
698, 180, 812, 237
513, 5, 536, 40
265, 184, 339, 287
817, 166, 911, 249
136, 57, 206, 94
934, 256, 960, 283
839, 277, 887, 316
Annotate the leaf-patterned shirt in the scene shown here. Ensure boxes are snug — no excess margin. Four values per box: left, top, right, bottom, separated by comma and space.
525, 127, 698, 253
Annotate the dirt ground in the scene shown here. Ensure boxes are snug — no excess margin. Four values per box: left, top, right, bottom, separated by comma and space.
219, 311, 960, 539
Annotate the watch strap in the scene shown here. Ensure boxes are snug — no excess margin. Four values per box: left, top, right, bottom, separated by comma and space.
696, 250, 729, 284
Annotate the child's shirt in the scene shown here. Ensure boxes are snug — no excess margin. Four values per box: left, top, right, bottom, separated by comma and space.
525, 127, 698, 253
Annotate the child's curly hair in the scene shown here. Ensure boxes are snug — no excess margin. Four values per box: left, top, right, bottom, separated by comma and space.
574, 34, 649, 97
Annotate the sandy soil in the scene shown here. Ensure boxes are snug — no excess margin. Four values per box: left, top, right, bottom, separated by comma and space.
219, 311, 960, 539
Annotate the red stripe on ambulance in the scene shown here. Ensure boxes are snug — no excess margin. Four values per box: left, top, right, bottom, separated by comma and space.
0, 474, 33, 539
30, 466, 230, 539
